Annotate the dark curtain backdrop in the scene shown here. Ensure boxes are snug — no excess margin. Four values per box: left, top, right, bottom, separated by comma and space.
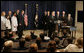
1, 1, 76, 29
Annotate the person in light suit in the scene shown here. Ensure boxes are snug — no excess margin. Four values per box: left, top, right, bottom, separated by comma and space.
11, 12, 18, 37
5, 15, 12, 39
1, 11, 6, 38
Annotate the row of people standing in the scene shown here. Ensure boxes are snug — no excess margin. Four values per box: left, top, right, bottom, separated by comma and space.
42, 10, 73, 38
1, 10, 25, 39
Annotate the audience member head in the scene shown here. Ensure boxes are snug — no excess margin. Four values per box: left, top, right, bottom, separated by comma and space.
54, 38, 60, 45
52, 11, 55, 16
1, 11, 6, 16
36, 37, 42, 48
19, 38, 25, 48
67, 37, 73, 44
44, 10, 47, 16
29, 43, 38, 52
25, 35, 31, 41
47, 40, 56, 52
3, 40, 13, 52
40, 33, 44, 41
77, 37, 83, 48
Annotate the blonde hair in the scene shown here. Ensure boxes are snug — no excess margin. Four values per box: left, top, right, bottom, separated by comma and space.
76, 37, 83, 48
1, 11, 6, 16
3, 40, 13, 52
25, 35, 31, 41
4, 40, 13, 48
29, 43, 38, 52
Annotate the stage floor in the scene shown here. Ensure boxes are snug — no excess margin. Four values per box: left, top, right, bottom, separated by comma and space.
14, 30, 83, 40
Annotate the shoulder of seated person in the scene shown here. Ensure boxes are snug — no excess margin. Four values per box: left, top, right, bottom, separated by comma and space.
68, 44, 78, 48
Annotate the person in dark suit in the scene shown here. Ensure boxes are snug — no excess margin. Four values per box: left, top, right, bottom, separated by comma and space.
16, 10, 20, 34
17, 10, 24, 39
16, 10, 20, 25
61, 11, 67, 27
42, 10, 48, 31
47, 11, 52, 38
67, 14, 73, 26
48, 11, 56, 39
56, 11, 61, 33
45, 11, 50, 31
56, 11, 61, 20
61, 11, 67, 23
8, 10, 12, 23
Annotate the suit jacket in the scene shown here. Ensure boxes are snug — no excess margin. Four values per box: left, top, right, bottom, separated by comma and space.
56, 15, 61, 20
18, 14, 24, 27
11, 16, 18, 31
16, 14, 20, 25
67, 17, 73, 26
1, 16, 6, 30
61, 15, 67, 23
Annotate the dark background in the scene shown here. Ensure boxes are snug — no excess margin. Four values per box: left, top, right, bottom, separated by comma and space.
77, 11, 83, 22
1, 1, 76, 29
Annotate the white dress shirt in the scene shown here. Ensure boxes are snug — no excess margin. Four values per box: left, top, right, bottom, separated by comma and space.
1, 16, 6, 30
